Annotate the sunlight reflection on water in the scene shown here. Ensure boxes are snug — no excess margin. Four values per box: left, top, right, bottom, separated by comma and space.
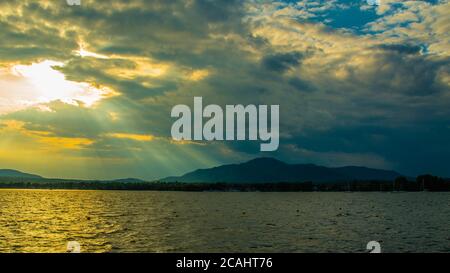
0, 190, 448, 253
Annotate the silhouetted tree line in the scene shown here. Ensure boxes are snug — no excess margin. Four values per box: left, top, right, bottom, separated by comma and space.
0, 175, 448, 192
414, 175, 450, 191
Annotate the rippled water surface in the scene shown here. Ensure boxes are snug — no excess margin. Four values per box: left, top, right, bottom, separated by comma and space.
0, 190, 448, 253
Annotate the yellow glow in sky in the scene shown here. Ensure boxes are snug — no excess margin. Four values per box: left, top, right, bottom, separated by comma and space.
0, 60, 116, 114
107, 133, 155, 142
75, 45, 109, 59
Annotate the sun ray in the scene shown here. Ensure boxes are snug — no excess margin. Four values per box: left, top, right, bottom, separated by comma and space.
0, 60, 117, 114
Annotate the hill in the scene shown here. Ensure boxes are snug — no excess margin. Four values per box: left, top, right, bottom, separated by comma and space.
0, 169, 42, 179
160, 157, 401, 183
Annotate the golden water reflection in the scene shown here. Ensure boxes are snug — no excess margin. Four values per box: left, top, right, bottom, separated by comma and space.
0, 190, 449, 253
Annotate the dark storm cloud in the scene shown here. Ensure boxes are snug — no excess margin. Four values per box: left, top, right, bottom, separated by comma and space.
262, 52, 304, 72
0, 0, 449, 179
377, 44, 423, 55
353, 51, 449, 96
288, 77, 315, 92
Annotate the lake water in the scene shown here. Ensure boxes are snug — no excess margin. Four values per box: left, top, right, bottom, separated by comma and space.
0, 189, 448, 253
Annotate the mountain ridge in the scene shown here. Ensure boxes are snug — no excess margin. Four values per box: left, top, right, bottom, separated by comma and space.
0, 158, 403, 183
160, 157, 402, 183
0, 169, 42, 179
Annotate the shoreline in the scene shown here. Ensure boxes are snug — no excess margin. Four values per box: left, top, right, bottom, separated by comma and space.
0, 184, 449, 192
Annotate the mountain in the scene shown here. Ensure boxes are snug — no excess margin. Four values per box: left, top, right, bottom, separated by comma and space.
0, 169, 42, 179
160, 157, 402, 183
0, 169, 148, 184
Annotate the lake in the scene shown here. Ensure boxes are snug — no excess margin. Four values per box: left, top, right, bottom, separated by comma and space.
0, 189, 448, 253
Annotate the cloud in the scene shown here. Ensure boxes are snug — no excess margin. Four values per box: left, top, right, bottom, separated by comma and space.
0, 0, 449, 179
106, 133, 155, 142
376, 44, 423, 54
262, 51, 305, 72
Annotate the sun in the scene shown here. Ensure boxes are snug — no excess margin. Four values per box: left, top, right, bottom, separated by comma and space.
0, 60, 116, 114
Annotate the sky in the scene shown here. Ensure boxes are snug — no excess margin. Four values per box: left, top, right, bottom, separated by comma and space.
0, 0, 449, 180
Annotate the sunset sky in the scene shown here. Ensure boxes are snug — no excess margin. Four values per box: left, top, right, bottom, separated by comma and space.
0, 0, 449, 180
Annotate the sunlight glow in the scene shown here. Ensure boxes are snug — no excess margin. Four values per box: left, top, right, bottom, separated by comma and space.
2, 60, 116, 113
107, 133, 156, 142
75, 47, 109, 59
